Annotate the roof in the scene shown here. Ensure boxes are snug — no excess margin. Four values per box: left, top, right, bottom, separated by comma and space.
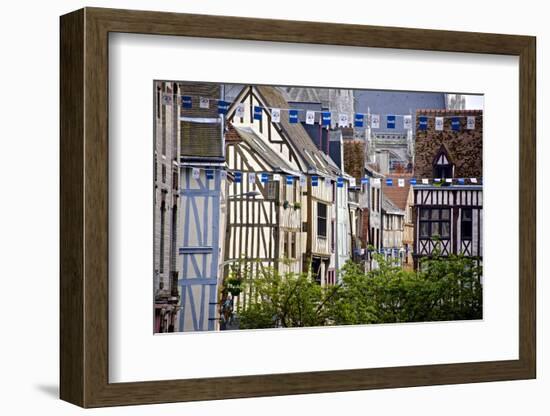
230, 125, 302, 176
178, 82, 224, 162
254, 86, 341, 177
381, 174, 413, 211
382, 195, 404, 215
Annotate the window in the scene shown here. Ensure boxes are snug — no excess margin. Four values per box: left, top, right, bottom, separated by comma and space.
159, 200, 166, 274
161, 164, 166, 183
419, 208, 450, 239
331, 220, 335, 252
267, 181, 277, 200
433, 149, 453, 178
290, 232, 297, 259
283, 231, 289, 258
172, 168, 178, 190
461, 208, 473, 240
156, 85, 161, 119
317, 202, 327, 238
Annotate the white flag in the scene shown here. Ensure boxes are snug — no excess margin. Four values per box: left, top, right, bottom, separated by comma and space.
199, 97, 209, 109
338, 113, 350, 127
435, 117, 444, 131
306, 110, 315, 125
271, 108, 281, 123
373, 178, 381, 186
371, 114, 380, 129
273, 173, 281, 181
349, 177, 356, 187
445, 178, 453, 183
192, 168, 200, 180
248, 172, 256, 184
398, 178, 405, 187
467, 116, 476, 130
470, 178, 478, 184
299, 175, 307, 187
403, 115, 412, 130
235, 103, 245, 118
422, 178, 429, 185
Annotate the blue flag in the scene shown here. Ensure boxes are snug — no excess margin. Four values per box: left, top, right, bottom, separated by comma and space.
286, 175, 294, 185
234, 171, 242, 183
337, 177, 344, 188
289, 109, 299, 124
261, 172, 269, 183
457, 178, 465, 185
354, 113, 365, 128
321, 112, 331, 126
205, 169, 214, 180
419, 116, 428, 131
409, 178, 417, 185
361, 177, 369, 185
218, 100, 229, 115
387, 115, 396, 129
451, 117, 460, 131
311, 175, 319, 187
181, 96, 192, 108
386, 178, 393, 186
254, 106, 262, 121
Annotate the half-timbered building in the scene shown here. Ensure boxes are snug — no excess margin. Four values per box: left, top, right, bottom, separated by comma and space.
412, 109, 483, 269
225, 85, 342, 286
176, 82, 227, 332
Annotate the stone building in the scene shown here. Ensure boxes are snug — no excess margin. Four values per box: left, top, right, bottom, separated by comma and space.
153, 81, 181, 333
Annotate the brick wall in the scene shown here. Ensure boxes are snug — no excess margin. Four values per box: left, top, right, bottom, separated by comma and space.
414, 109, 483, 178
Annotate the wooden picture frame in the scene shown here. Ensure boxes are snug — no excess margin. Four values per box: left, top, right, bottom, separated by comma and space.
60, 7, 536, 408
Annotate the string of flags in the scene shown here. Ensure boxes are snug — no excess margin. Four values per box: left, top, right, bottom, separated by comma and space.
162, 92, 480, 131
186, 166, 481, 187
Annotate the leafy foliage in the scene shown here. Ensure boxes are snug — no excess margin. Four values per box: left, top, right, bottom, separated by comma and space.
227, 251, 482, 330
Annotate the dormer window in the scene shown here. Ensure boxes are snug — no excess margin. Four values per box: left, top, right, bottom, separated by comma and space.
433, 145, 454, 179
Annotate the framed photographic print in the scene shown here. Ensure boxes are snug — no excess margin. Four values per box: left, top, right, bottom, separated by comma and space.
60, 7, 536, 408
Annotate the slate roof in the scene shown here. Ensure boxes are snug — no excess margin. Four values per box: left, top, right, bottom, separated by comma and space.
231, 126, 302, 176
254, 86, 341, 177
382, 195, 404, 215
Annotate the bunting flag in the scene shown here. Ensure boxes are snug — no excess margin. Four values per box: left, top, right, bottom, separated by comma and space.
337, 177, 344, 188
451, 117, 460, 131
386, 178, 393, 186
161, 92, 172, 105
409, 178, 417, 185
339, 113, 350, 127
192, 167, 200, 180
199, 97, 209, 109
286, 175, 294, 185
434, 178, 442, 183
467, 116, 476, 130
234, 103, 245, 118
234, 171, 242, 183
273, 173, 281, 181
445, 178, 453, 183
305, 110, 315, 125
361, 177, 369, 185
311, 175, 319, 187
181, 96, 192, 108
387, 115, 396, 129
289, 109, 299, 124
271, 108, 281, 123
261, 172, 269, 183
398, 178, 405, 187
253, 106, 262, 121
422, 178, 429, 184
321, 111, 331, 127
470, 178, 478, 184
354, 113, 364, 128
248, 172, 256, 184
218, 100, 229, 115
371, 114, 380, 129
419, 116, 428, 131
435, 117, 444, 131
457, 178, 465, 185
205, 169, 214, 180
299, 176, 307, 187
220, 170, 227, 181
373, 178, 381, 186
403, 115, 412, 130
349, 177, 356, 187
